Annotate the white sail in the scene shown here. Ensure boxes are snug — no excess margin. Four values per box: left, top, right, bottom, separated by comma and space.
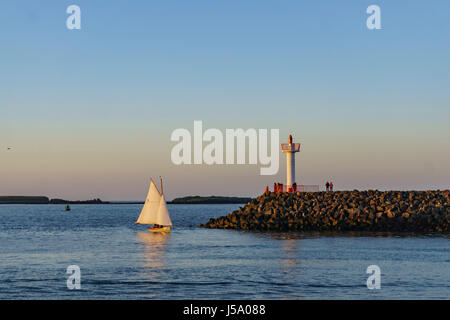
156, 194, 172, 226
136, 179, 161, 224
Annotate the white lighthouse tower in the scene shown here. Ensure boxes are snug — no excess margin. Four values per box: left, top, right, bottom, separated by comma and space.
281, 135, 300, 192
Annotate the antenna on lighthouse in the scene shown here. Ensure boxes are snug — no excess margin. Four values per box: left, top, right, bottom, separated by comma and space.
281, 135, 300, 192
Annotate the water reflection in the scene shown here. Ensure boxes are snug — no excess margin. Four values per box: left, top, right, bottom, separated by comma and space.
282, 239, 299, 269
280, 238, 301, 294
247, 230, 445, 240
136, 232, 171, 270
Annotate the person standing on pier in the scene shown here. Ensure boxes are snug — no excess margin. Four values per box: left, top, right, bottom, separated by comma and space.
325, 181, 330, 191
330, 182, 334, 191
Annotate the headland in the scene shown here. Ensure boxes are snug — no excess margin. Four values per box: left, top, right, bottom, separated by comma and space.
0, 196, 107, 205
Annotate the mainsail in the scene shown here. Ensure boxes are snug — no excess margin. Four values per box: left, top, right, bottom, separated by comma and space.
156, 194, 172, 226
136, 178, 173, 227
136, 179, 161, 224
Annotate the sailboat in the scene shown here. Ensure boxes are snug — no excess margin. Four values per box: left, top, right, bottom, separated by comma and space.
135, 177, 172, 233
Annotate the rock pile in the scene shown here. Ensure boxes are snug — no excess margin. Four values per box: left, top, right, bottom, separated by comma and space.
199, 190, 449, 232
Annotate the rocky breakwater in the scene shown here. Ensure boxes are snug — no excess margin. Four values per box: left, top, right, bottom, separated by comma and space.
199, 190, 449, 232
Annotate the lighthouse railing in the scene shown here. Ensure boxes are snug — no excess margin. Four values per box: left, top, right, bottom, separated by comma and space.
273, 184, 319, 193
281, 143, 300, 152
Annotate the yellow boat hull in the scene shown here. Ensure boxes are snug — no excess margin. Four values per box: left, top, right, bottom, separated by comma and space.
148, 226, 171, 233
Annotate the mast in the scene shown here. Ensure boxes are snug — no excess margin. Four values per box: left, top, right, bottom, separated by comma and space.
156, 176, 172, 226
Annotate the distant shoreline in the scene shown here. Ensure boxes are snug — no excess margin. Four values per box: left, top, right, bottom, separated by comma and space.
0, 196, 108, 205
0, 195, 253, 205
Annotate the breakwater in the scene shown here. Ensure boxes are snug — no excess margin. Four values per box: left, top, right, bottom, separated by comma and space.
199, 190, 449, 232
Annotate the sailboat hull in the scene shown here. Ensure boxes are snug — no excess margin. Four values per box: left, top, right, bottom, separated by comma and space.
148, 226, 171, 233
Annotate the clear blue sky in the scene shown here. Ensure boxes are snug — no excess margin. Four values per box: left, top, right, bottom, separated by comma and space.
1, 1, 449, 200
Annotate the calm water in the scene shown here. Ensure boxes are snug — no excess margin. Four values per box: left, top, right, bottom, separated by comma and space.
0, 204, 448, 299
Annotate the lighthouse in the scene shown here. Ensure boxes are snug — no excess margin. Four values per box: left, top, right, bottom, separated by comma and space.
281, 135, 300, 192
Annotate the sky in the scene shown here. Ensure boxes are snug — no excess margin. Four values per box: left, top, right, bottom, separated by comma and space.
1, 0, 449, 201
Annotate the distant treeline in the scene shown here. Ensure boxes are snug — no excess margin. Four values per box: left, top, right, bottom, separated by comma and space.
170, 196, 253, 204
0, 196, 108, 204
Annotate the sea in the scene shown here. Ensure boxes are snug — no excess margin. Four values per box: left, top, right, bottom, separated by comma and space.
0, 204, 448, 299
